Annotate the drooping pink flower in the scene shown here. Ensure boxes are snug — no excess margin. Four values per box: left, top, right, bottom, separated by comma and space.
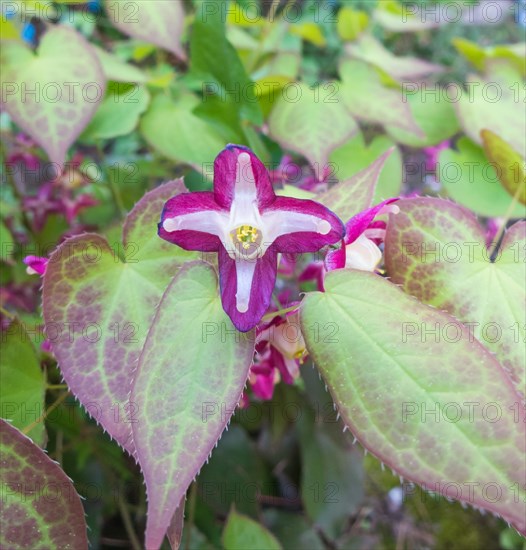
325, 198, 400, 272
23, 255, 49, 276
159, 145, 344, 331
246, 308, 306, 401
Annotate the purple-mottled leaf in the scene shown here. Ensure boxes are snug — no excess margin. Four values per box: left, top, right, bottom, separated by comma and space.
301, 269, 526, 536
0, 26, 105, 171
338, 59, 424, 138
42, 180, 194, 453
0, 419, 88, 549
385, 198, 526, 396
345, 34, 444, 80
0, 320, 46, 446
317, 148, 394, 221
268, 82, 359, 180
105, 0, 186, 60
131, 262, 254, 550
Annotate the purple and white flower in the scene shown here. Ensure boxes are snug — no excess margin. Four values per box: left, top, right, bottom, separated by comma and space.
159, 145, 344, 331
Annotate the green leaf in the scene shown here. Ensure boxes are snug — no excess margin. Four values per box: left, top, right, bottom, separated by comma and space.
197, 425, 271, 517
337, 7, 369, 41
329, 132, 402, 204
80, 82, 150, 142
300, 269, 526, 536
140, 94, 228, 170
223, 508, 282, 550
262, 510, 324, 550
385, 197, 526, 396
339, 59, 424, 139
0, 419, 88, 549
299, 406, 364, 538
0, 25, 105, 168
190, 3, 262, 128
455, 73, 525, 155
92, 45, 148, 83
384, 86, 460, 147
438, 137, 525, 218
42, 179, 194, 454
373, 1, 443, 31
0, 320, 45, 445
481, 129, 526, 205
268, 82, 359, 180
131, 262, 255, 549
345, 34, 443, 81
105, 0, 186, 59
319, 147, 395, 222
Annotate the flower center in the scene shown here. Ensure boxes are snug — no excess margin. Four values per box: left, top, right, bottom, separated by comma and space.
229, 224, 263, 260
235, 224, 259, 249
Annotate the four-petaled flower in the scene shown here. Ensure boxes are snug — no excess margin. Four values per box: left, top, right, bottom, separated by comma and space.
159, 145, 344, 331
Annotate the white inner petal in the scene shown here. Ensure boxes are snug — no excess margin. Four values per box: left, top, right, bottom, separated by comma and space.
229, 152, 261, 229
234, 258, 257, 313
344, 234, 382, 272
261, 209, 332, 245
162, 210, 229, 240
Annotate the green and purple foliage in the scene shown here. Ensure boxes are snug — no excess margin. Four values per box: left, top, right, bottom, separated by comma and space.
1, 0, 525, 549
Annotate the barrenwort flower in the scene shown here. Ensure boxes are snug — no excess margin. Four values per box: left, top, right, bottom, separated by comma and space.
159, 145, 344, 331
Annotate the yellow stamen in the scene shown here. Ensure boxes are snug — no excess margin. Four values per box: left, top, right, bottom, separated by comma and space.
236, 225, 259, 249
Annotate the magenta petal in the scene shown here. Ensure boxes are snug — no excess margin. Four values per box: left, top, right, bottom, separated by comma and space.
23, 255, 49, 276
158, 191, 223, 251
213, 144, 275, 209
345, 198, 399, 245
325, 245, 346, 271
218, 247, 278, 332
267, 197, 345, 253
252, 371, 276, 400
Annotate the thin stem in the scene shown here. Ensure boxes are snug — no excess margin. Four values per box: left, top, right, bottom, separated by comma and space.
488, 182, 523, 258
46, 384, 69, 390
118, 488, 142, 550
261, 304, 299, 322
22, 391, 69, 435
0, 306, 15, 320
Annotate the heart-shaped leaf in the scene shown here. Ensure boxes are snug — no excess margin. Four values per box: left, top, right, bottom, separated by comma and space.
385, 198, 526, 396
481, 129, 526, 205
301, 269, 526, 535
0, 419, 88, 549
318, 148, 394, 221
131, 262, 255, 550
268, 82, 359, 180
345, 34, 443, 81
455, 73, 525, 155
80, 82, 150, 143
384, 85, 460, 147
330, 133, 402, 202
0, 25, 105, 170
140, 94, 229, 171
0, 320, 46, 446
438, 137, 525, 218
42, 179, 194, 453
339, 59, 424, 138
105, 0, 186, 60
